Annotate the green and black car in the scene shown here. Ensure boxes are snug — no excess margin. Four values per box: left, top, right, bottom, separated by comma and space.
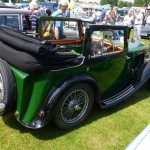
0, 16, 149, 130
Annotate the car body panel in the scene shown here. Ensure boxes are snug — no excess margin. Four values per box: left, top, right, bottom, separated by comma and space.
0, 8, 32, 15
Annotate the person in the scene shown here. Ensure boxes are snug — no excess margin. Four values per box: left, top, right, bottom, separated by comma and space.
101, 12, 116, 39
51, 0, 68, 39
106, 12, 116, 25
100, 8, 106, 22
91, 9, 101, 24
113, 8, 121, 22
142, 12, 145, 25
46, 7, 51, 16
29, 4, 41, 36
146, 12, 150, 24
116, 17, 124, 25
123, 10, 134, 27
65, 8, 70, 17
106, 4, 115, 17
134, 9, 143, 40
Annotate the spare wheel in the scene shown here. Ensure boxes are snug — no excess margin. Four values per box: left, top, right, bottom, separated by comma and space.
0, 59, 16, 116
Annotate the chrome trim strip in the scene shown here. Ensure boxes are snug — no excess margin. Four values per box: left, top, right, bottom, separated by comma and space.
0, 103, 5, 112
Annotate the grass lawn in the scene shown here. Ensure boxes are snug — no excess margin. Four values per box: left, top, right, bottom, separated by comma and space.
0, 32, 150, 150
1, 83, 150, 150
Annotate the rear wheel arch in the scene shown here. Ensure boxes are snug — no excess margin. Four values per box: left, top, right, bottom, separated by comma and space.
53, 79, 101, 107
44, 76, 101, 127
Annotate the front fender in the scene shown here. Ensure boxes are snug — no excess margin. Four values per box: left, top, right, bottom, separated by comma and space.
141, 61, 150, 82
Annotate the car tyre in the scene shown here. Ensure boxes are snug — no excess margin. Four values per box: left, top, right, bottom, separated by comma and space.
54, 83, 94, 130
0, 59, 16, 116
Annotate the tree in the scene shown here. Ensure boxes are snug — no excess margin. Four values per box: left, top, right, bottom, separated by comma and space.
118, 0, 133, 8
134, 0, 145, 6
144, 0, 149, 6
118, 1, 124, 8
135, 0, 148, 6
100, 0, 118, 6
127, 2, 133, 7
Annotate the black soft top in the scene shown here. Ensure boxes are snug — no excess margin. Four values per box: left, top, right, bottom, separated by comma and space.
0, 27, 80, 74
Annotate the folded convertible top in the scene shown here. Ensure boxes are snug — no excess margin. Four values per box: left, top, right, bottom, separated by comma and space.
0, 27, 80, 74
0, 27, 55, 55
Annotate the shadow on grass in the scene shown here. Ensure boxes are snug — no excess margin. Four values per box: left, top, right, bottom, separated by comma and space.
2, 83, 150, 140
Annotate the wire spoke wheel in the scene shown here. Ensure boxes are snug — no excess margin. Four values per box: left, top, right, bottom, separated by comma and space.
54, 83, 94, 129
61, 89, 89, 123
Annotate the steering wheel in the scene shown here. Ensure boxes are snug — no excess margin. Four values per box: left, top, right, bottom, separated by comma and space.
94, 39, 103, 54
103, 39, 114, 53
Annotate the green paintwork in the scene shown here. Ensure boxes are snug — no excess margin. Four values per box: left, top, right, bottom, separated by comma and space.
5, 18, 148, 126
11, 65, 87, 123
10, 53, 130, 123
88, 57, 129, 99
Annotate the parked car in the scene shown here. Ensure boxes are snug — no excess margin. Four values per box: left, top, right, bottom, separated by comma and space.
0, 8, 32, 29
0, 16, 149, 130
0, 8, 36, 36
37, 2, 58, 12
0, 2, 15, 8
141, 24, 150, 39
75, 12, 93, 22
141, 8, 150, 39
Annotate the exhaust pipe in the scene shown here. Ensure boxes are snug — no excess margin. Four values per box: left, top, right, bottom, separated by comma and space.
0, 103, 5, 113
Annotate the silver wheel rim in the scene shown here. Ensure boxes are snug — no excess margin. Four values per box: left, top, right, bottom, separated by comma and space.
61, 89, 89, 123
0, 73, 4, 103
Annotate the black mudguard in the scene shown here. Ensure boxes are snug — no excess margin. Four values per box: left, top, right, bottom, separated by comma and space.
141, 61, 150, 82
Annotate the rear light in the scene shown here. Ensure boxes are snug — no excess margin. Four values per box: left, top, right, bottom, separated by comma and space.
39, 111, 44, 117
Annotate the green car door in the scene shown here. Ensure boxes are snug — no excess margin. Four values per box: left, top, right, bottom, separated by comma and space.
84, 25, 131, 99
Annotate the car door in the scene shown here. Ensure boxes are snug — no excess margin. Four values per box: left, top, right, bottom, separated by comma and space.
84, 25, 132, 99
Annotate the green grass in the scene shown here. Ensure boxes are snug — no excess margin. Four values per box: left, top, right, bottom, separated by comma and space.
1, 83, 150, 150
0, 34, 150, 150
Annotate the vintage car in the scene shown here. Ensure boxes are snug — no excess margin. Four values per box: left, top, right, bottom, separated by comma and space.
0, 16, 149, 130
141, 8, 150, 40
141, 24, 150, 39
0, 8, 33, 33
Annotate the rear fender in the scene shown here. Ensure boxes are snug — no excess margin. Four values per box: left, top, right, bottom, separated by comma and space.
47, 75, 100, 108
19, 75, 100, 129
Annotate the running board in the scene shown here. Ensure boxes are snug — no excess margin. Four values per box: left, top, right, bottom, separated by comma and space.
101, 84, 134, 109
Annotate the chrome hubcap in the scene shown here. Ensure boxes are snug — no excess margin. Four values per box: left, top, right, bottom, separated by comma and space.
61, 89, 89, 123
68, 100, 82, 111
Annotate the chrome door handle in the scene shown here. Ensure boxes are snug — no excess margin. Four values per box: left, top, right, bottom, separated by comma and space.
125, 56, 130, 60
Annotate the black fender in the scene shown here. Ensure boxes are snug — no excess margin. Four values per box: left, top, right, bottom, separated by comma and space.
19, 74, 101, 129
141, 61, 150, 82
47, 75, 100, 108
